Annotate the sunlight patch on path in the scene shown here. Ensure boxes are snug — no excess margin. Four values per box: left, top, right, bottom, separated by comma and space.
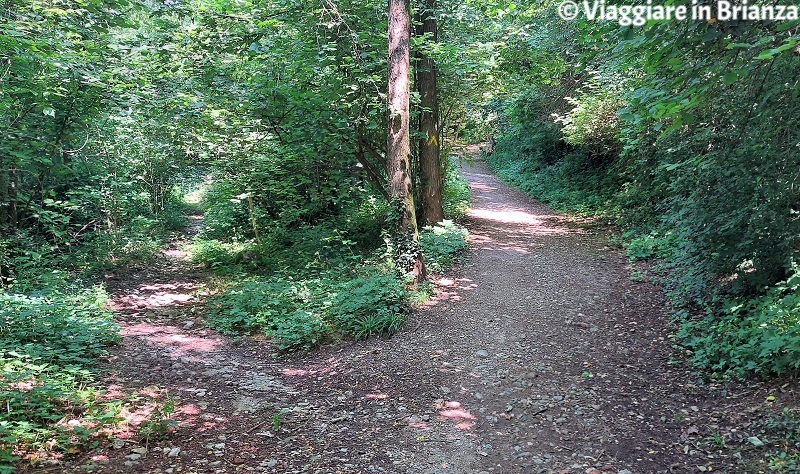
119, 322, 224, 357
437, 400, 476, 431
109, 281, 201, 310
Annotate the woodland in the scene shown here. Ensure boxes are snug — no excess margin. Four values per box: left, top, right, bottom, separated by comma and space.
0, 0, 799, 471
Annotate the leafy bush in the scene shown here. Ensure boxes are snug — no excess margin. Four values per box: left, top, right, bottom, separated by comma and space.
677, 264, 800, 378
0, 289, 119, 368
555, 85, 624, 157
195, 181, 253, 241
442, 157, 471, 220
624, 231, 678, 261
0, 288, 121, 469
331, 272, 407, 340
337, 196, 391, 250
207, 270, 410, 349
193, 197, 389, 277
207, 278, 324, 335
270, 310, 329, 351
189, 239, 250, 269
420, 220, 468, 272
488, 140, 619, 218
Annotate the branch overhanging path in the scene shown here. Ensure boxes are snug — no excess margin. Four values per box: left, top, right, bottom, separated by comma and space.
55, 149, 764, 474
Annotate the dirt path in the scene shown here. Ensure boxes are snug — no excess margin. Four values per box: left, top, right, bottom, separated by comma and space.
54, 155, 779, 474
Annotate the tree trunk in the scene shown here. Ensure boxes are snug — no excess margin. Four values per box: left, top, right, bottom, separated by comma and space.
387, 0, 426, 283
416, 0, 444, 225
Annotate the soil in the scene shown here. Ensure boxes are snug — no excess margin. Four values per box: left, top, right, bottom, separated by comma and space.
39, 150, 797, 474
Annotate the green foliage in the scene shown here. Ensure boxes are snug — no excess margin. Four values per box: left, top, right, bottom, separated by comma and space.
0, 287, 120, 468
270, 310, 329, 352
419, 220, 468, 272
442, 158, 472, 220
0, 289, 119, 369
207, 278, 321, 335
0, 0, 195, 284
487, 140, 619, 217
207, 269, 409, 350
677, 264, 800, 378
189, 239, 251, 270
138, 398, 177, 444
759, 409, 800, 473
556, 85, 624, 157
331, 273, 407, 340
271, 408, 292, 432
624, 232, 677, 262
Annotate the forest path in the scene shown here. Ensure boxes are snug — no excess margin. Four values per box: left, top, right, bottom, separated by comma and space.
56, 151, 759, 474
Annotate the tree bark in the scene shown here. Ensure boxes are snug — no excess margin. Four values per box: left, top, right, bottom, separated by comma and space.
416, 0, 444, 225
387, 0, 426, 282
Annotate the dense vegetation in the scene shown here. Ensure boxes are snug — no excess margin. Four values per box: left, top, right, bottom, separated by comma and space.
483, 3, 800, 380
0, 0, 473, 467
1, 0, 798, 469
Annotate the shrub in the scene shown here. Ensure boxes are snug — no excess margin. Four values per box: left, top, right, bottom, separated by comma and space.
677, 263, 800, 378
270, 310, 329, 351
330, 272, 408, 340
189, 239, 250, 269
555, 85, 624, 157
624, 231, 678, 261
338, 196, 391, 249
207, 278, 317, 335
420, 220, 468, 272
442, 158, 471, 220
0, 289, 119, 369
207, 270, 410, 349
487, 144, 619, 218
0, 288, 120, 469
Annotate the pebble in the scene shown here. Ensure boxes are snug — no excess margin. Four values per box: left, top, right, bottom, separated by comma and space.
476, 349, 489, 357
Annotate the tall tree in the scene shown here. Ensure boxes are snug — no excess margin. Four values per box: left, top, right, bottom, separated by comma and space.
416, 0, 444, 225
387, 0, 426, 282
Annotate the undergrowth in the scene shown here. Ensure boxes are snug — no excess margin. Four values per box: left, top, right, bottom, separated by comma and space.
0, 287, 120, 471
487, 138, 619, 218
676, 263, 800, 378
0, 189, 201, 472
420, 220, 468, 272
194, 177, 469, 352
442, 156, 472, 220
